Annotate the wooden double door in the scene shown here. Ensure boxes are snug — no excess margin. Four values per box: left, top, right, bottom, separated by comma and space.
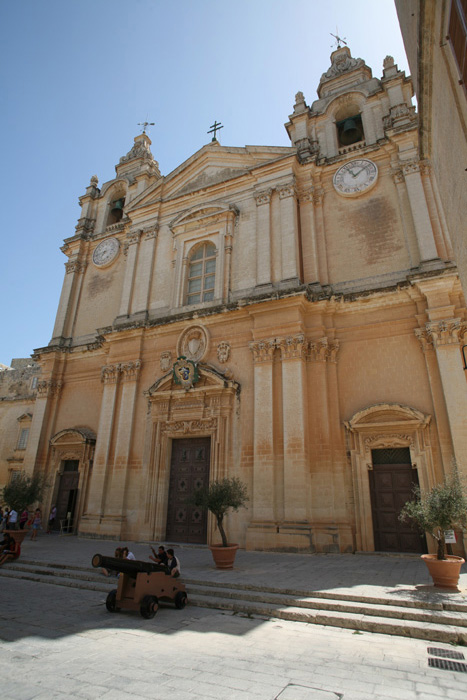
369, 448, 427, 553
165, 437, 211, 544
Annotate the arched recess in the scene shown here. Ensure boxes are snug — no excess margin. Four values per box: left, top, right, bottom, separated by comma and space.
344, 403, 433, 552
142, 364, 240, 543
49, 428, 96, 532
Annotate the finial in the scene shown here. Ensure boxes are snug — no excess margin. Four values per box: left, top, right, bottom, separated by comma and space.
138, 120, 155, 134
90, 175, 99, 186
383, 55, 395, 69
330, 29, 347, 49
207, 120, 224, 142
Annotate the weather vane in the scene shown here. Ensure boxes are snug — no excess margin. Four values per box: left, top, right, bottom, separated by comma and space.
330, 30, 347, 49
138, 120, 155, 134
207, 120, 224, 142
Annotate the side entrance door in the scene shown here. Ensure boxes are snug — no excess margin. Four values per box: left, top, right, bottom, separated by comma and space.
56, 460, 80, 532
369, 447, 427, 553
165, 437, 210, 544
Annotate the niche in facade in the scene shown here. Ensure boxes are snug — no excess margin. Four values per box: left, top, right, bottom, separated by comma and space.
107, 197, 125, 226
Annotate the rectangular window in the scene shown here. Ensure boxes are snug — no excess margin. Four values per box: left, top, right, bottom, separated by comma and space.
31, 376, 38, 390
17, 428, 29, 450
448, 0, 467, 90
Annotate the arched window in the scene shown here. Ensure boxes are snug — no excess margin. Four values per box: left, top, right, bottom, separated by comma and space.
186, 242, 216, 305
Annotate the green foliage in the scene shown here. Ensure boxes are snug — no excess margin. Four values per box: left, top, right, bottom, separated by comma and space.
2, 472, 48, 515
399, 470, 467, 560
191, 477, 249, 547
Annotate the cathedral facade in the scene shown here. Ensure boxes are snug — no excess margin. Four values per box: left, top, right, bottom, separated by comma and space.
7, 46, 467, 555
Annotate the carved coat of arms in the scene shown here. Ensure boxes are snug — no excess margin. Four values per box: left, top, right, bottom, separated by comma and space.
173, 356, 199, 391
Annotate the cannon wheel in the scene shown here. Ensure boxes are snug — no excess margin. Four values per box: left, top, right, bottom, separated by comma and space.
175, 591, 187, 609
106, 589, 119, 613
140, 595, 158, 619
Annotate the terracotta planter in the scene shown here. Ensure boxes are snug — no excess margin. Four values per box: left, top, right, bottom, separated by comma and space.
209, 543, 239, 569
421, 554, 465, 589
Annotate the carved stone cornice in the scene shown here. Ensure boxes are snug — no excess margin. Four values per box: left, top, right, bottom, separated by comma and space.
426, 319, 462, 346
278, 334, 306, 360
75, 217, 96, 235
160, 418, 217, 434
65, 260, 87, 275
37, 379, 63, 398
249, 339, 276, 363
120, 360, 142, 382
364, 434, 414, 455
254, 189, 273, 206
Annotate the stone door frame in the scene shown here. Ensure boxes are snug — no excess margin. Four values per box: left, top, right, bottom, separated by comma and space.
345, 403, 434, 552
48, 428, 96, 532
143, 365, 239, 543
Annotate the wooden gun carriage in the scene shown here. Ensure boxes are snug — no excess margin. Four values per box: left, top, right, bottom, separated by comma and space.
92, 553, 187, 619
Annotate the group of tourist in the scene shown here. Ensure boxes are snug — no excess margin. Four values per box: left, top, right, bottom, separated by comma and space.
101, 543, 181, 578
0, 505, 57, 539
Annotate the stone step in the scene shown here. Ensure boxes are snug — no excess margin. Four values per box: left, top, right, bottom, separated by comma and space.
2, 561, 467, 643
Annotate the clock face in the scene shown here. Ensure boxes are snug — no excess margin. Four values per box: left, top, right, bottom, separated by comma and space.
92, 238, 120, 267
333, 159, 378, 197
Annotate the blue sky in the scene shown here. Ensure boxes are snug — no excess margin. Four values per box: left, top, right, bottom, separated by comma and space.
0, 0, 409, 366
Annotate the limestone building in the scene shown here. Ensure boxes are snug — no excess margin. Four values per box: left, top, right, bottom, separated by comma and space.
8, 46, 467, 555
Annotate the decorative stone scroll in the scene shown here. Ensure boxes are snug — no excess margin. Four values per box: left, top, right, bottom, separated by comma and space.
160, 417, 217, 435
177, 325, 209, 363
37, 379, 63, 398
216, 341, 230, 364
160, 351, 172, 373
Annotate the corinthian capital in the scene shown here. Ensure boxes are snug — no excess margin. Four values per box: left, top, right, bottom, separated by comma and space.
65, 260, 86, 275
308, 337, 335, 363
414, 327, 434, 353
278, 334, 306, 360
426, 319, 461, 347
249, 339, 276, 363
254, 189, 272, 206
278, 183, 296, 200
120, 359, 142, 382
101, 364, 120, 384
37, 379, 63, 398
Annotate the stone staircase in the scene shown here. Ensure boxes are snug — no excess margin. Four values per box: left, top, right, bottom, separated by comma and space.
2, 560, 467, 644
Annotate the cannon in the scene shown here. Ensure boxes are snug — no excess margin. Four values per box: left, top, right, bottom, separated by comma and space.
92, 553, 187, 619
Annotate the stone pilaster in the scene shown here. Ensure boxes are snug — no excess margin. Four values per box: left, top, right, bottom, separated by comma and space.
248, 339, 275, 522
254, 189, 272, 287
278, 334, 309, 522
50, 259, 86, 342
278, 183, 300, 283
402, 161, 439, 265
299, 190, 319, 283
22, 379, 63, 476
425, 319, 467, 469
83, 364, 120, 520
105, 361, 142, 523
117, 229, 142, 319
131, 226, 158, 316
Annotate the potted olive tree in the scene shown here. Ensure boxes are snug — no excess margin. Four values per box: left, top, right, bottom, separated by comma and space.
399, 470, 467, 589
191, 477, 248, 569
2, 472, 48, 544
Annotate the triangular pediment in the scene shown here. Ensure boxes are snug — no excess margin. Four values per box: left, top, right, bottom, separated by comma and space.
125, 142, 295, 212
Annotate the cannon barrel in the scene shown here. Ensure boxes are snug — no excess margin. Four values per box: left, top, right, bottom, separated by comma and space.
92, 553, 169, 577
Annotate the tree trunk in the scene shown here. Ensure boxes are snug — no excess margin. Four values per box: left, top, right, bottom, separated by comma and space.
436, 530, 446, 560
217, 515, 228, 547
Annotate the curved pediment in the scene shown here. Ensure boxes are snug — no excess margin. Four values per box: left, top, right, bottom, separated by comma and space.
347, 403, 430, 430
169, 202, 238, 234
146, 364, 239, 397
50, 427, 97, 445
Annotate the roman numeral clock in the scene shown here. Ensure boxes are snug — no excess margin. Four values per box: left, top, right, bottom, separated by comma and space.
333, 159, 378, 197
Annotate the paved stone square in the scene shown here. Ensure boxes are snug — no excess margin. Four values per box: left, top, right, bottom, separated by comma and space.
1, 575, 467, 700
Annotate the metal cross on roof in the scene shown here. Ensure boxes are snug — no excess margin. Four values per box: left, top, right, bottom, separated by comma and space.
330, 31, 347, 49
207, 120, 224, 142
138, 121, 155, 134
